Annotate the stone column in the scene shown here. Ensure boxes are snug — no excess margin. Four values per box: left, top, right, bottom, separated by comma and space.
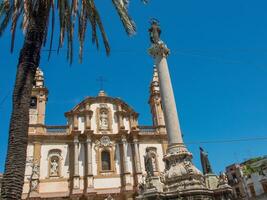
149, 44, 186, 154
73, 114, 78, 130
133, 138, 143, 185
117, 105, 125, 130
121, 136, 132, 188
85, 135, 93, 190
147, 22, 212, 199
73, 135, 80, 190
122, 137, 129, 173
133, 139, 141, 173
85, 111, 93, 130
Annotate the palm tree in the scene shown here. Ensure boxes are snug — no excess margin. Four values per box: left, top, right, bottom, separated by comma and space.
0, 0, 143, 199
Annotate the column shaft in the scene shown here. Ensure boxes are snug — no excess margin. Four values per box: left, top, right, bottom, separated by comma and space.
74, 136, 79, 176
86, 137, 92, 175
122, 137, 129, 173
155, 56, 183, 145
133, 139, 141, 173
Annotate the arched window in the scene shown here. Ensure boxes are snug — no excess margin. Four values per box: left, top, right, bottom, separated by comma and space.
30, 96, 37, 109
101, 150, 111, 171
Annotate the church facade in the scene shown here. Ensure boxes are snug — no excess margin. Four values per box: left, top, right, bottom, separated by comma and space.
22, 67, 169, 199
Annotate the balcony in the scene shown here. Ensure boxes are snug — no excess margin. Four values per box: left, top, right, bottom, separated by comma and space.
46, 125, 68, 135
138, 126, 156, 135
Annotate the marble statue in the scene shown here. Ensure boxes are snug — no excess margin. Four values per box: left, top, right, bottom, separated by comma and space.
100, 110, 109, 130
200, 147, 213, 174
144, 149, 154, 177
219, 172, 228, 185
149, 19, 161, 44
31, 180, 38, 191
50, 159, 59, 176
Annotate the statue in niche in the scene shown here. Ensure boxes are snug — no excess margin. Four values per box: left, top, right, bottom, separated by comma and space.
50, 157, 59, 176
144, 148, 155, 177
200, 147, 213, 175
99, 109, 109, 130
31, 180, 39, 191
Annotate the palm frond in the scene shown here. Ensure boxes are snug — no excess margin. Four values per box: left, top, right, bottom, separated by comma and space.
48, 0, 55, 60
90, 0, 110, 55
112, 0, 136, 35
0, 2, 13, 36
0, 0, 147, 62
10, 0, 23, 52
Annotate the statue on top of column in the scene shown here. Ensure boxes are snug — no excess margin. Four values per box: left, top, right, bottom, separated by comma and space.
149, 19, 161, 44
200, 147, 213, 175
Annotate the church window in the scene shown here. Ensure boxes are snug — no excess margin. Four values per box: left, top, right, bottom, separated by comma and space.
30, 97, 37, 109
48, 149, 61, 177
101, 150, 111, 171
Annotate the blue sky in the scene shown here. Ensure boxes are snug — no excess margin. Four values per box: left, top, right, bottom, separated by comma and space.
1, 0, 267, 173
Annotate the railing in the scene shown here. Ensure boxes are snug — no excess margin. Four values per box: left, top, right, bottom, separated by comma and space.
138, 126, 156, 135
46, 125, 68, 135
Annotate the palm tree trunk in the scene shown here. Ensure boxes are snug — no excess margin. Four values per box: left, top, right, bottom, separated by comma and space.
1, 2, 48, 199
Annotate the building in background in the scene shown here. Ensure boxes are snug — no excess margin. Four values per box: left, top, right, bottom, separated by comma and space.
226, 156, 267, 200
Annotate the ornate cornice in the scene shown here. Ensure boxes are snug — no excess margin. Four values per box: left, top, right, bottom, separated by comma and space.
65, 96, 138, 117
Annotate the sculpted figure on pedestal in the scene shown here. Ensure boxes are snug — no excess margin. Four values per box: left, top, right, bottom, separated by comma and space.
144, 148, 154, 177
50, 159, 59, 176
218, 172, 228, 185
149, 19, 161, 44
200, 147, 213, 175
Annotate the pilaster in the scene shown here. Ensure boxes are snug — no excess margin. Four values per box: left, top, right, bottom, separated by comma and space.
73, 134, 80, 191
31, 142, 42, 194
85, 134, 94, 191
85, 110, 93, 130
73, 114, 78, 130
133, 138, 143, 186
121, 136, 132, 189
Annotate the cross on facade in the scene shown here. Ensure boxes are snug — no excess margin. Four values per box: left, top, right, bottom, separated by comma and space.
96, 76, 107, 91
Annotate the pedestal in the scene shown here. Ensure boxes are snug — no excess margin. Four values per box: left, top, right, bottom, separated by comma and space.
73, 176, 80, 190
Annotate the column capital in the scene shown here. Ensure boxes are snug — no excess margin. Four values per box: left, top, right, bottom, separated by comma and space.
74, 135, 79, 143
121, 136, 127, 143
86, 135, 92, 143
148, 42, 170, 58
133, 138, 139, 143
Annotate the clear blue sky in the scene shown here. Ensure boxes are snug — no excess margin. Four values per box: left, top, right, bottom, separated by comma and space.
1, 0, 267, 174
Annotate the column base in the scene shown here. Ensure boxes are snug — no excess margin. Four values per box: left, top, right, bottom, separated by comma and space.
73, 176, 80, 190
123, 172, 133, 190
86, 175, 94, 190
136, 172, 143, 185
162, 145, 214, 199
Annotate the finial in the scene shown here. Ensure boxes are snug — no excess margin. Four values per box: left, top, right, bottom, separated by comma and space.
96, 76, 107, 91
148, 19, 161, 44
98, 90, 107, 97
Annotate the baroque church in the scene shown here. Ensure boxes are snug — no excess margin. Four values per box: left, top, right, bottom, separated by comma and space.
23, 22, 233, 200
22, 67, 169, 199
